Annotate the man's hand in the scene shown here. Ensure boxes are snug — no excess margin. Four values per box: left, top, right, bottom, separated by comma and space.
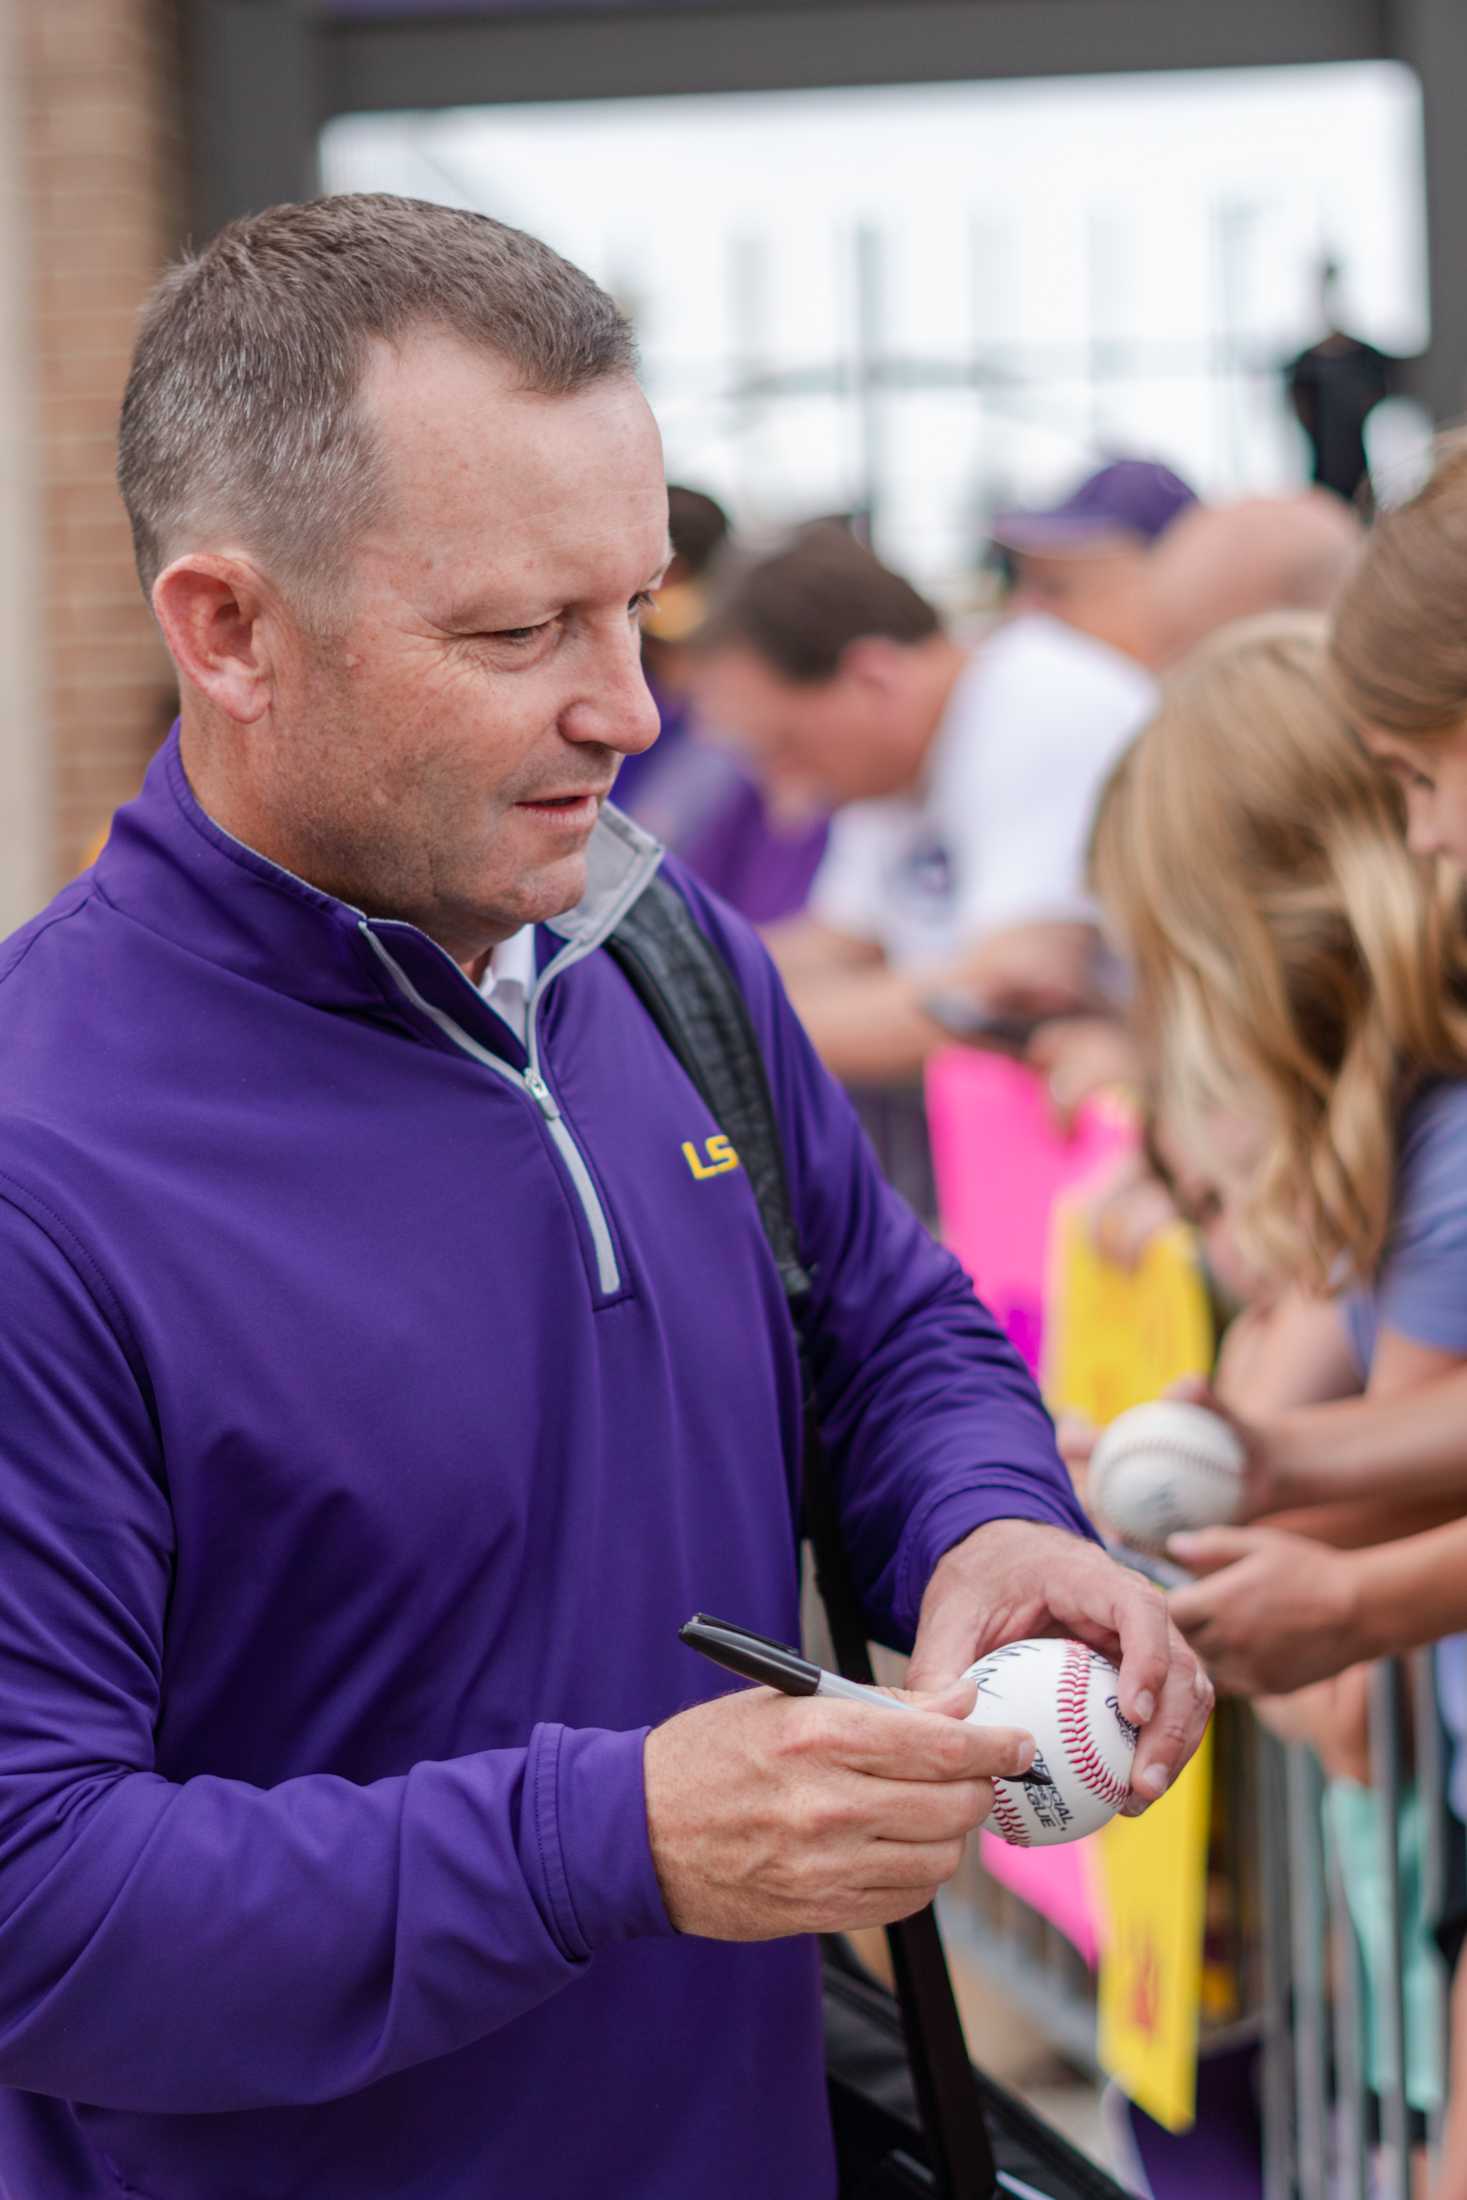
906, 1519, 1212, 1811
643, 1680, 1034, 1940
1168, 1525, 1365, 1696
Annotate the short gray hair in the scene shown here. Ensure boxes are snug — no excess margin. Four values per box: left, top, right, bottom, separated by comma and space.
118, 193, 636, 601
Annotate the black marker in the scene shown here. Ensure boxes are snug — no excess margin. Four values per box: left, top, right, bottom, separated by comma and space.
678, 1613, 1043, 1783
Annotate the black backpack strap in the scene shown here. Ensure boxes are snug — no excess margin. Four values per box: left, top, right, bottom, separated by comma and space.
606, 871, 998, 2200
604, 869, 811, 1308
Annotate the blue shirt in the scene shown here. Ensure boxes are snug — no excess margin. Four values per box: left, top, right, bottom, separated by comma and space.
1343, 1079, 1467, 1829
1346, 1080, 1467, 1376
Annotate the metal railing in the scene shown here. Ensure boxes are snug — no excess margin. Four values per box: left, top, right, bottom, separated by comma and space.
1261, 1653, 1453, 2200
936, 1658, 1457, 2198
824, 1090, 1460, 2192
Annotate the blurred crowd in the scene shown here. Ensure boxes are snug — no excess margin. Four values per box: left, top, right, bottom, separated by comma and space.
621, 440, 1467, 2194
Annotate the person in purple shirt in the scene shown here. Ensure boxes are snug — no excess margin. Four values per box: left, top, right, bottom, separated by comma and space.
0, 194, 1207, 2199
616, 483, 831, 925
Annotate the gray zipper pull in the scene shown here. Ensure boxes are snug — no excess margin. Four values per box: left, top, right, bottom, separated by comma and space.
523, 1069, 561, 1121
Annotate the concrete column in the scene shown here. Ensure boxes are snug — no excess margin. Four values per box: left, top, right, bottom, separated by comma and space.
1391, 0, 1467, 424
23, 0, 189, 885
0, 0, 49, 929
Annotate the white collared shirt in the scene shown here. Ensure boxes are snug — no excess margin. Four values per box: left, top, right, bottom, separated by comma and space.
475, 926, 537, 1045
808, 614, 1156, 967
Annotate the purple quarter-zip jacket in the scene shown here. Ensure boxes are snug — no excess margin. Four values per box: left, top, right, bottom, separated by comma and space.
0, 729, 1089, 2198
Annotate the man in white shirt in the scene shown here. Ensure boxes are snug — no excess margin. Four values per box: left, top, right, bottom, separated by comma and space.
691, 519, 1162, 1083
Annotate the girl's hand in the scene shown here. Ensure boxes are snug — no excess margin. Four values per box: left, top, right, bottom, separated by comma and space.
1167, 1526, 1364, 1695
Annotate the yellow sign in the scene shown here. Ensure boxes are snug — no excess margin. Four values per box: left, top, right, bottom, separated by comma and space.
1096, 1731, 1214, 2130
1043, 1198, 1212, 1421
1044, 1192, 1215, 2130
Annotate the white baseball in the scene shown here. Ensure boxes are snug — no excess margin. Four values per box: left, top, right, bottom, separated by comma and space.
1088, 1399, 1245, 1551
962, 1637, 1136, 1848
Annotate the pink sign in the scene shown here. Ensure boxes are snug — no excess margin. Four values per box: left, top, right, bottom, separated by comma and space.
925, 1047, 1135, 1959
978, 1830, 1106, 1968
924, 1048, 1135, 1376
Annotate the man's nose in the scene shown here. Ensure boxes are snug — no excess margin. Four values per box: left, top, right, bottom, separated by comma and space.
562, 629, 662, 757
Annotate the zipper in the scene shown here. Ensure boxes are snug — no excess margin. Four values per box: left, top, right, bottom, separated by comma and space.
359, 927, 622, 1295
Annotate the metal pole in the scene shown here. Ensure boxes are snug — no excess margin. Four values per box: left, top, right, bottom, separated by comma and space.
967, 216, 1003, 532
727, 231, 772, 506
1411, 1649, 1451, 2160
1212, 197, 1258, 489
1369, 1661, 1413, 2200
1258, 1726, 1298, 2200
1285, 1744, 1330, 2200
853, 223, 886, 549
1085, 207, 1127, 454
1326, 1811, 1369, 2200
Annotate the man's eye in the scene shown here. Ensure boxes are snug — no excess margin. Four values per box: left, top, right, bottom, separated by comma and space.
492, 624, 548, 647
629, 591, 658, 621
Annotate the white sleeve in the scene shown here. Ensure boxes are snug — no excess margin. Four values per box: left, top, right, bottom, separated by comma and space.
806, 800, 912, 946
942, 622, 1156, 943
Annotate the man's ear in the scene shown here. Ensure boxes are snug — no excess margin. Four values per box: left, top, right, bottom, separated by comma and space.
838, 634, 908, 695
151, 555, 278, 725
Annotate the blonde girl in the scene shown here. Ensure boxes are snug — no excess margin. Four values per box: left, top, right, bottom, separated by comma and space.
1332, 432, 1467, 868
1091, 610, 1467, 1308
1089, 609, 1467, 2185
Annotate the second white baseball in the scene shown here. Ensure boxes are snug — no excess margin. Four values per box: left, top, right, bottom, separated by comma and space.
1088, 1398, 1245, 1550
962, 1636, 1136, 1847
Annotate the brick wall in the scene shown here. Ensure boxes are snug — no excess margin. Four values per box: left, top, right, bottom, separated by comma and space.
23, 0, 187, 887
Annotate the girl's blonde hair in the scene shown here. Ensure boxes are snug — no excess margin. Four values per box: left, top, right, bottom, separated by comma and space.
1331, 431, 1467, 741
1091, 612, 1467, 1290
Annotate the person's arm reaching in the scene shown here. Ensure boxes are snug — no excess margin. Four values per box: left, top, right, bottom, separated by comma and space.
1251, 1363, 1467, 1517
779, 960, 952, 1085
1169, 1094, 1467, 1689
1169, 1512, 1467, 1696
763, 914, 883, 987
1244, 1090, 1467, 1520
781, 922, 1103, 1088
1172, 1331, 1467, 1651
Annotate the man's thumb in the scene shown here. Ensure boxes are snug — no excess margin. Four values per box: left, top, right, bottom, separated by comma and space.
903, 1675, 979, 1721
905, 1611, 978, 1693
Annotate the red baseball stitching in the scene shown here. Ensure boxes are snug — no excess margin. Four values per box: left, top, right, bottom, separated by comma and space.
1056, 1641, 1131, 1811
988, 1784, 1032, 1847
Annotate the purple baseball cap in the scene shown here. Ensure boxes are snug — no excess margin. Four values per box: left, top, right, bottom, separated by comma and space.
992, 459, 1199, 554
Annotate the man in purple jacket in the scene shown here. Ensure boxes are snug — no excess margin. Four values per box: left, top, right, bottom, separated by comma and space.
0, 196, 1208, 2197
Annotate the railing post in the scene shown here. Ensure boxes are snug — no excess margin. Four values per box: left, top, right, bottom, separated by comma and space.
1258, 1726, 1298, 2200
1368, 1661, 1413, 2200
1285, 1744, 1330, 2200
1410, 1648, 1451, 2165
1325, 1819, 1368, 2200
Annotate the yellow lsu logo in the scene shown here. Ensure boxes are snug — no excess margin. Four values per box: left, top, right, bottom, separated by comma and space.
681, 1133, 741, 1181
